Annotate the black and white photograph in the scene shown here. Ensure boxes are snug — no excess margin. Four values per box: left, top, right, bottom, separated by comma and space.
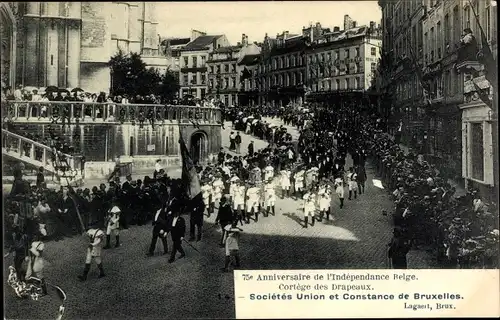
2, 1, 498, 319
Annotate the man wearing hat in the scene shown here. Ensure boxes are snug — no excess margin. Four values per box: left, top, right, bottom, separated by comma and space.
387, 227, 411, 269
154, 159, 163, 180
189, 194, 205, 242
147, 198, 171, 257
78, 224, 106, 281
245, 182, 260, 223
215, 195, 234, 247
167, 208, 186, 263
279, 166, 292, 199
211, 174, 224, 213
103, 200, 121, 249
201, 177, 213, 217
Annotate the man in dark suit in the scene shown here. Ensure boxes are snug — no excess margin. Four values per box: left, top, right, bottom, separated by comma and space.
167, 210, 186, 263
147, 202, 170, 257
189, 194, 205, 242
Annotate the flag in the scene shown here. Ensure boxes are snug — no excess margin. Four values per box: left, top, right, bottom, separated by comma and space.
468, 0, 497, 87
178, 128, 201, 200
472, 78, 492, 107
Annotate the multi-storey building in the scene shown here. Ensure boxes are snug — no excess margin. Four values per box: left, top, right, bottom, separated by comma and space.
456, 0, 498, 202
420, 0, 465, 180
0, 2, 167, 93
206, 34, 261, 107
178, 34, 230, 99
256, 27, 318, 107
380, 0, 426, 144
160, 30, 206, 73
304, 23, 382, 102
238, 53, 261, 106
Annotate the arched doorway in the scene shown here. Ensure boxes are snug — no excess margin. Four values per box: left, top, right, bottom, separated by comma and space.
0, 3, 16, 89
190, 131, 208, 165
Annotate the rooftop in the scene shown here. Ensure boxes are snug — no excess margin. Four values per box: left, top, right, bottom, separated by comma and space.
183, 35, 223, 51
213, 45, 243, 54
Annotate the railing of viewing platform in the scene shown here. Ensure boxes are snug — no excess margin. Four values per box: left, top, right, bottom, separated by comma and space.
2, 129, 83, 176
1, 101, 222, 123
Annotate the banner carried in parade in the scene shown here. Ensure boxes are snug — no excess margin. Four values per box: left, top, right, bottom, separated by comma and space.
178, 128, 202, 200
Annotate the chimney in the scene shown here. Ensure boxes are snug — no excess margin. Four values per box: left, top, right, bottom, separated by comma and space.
284, 31, 289, 39
333, 26, 340, 32
242, 33, 248, 46
352, 21, 357, 28
370, 21, 376, 32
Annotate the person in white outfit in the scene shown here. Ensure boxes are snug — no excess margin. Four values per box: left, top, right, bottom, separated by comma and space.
263, 164, 274, 182
318, 183, 332, 221
201, 178, 213, 217
264, 177, 276, 217
78, 226, 106, 281
245, 183, 260, 223
280, 167, 291, 199
294, 168, 305, 199
25, 234, 47, 294
103, 203, 121, 249
233, 180, 246, 225
302, 188, 317, 228
347, 167, 358, 200
334, 175, 345, 209
211, 175, 224, 213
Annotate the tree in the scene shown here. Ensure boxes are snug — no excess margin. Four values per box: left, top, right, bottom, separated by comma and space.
109, 51, 179, 101
158, 68, 180, 101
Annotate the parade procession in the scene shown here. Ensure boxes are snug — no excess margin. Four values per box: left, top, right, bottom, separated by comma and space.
2, 1, 498, 319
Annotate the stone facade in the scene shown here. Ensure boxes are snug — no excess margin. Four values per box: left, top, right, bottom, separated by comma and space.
4, 2, 168, 93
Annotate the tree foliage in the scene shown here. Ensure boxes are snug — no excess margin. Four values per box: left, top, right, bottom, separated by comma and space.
109, 50, 179, 100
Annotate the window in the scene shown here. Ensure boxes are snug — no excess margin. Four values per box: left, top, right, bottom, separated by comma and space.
216, 65, 221, 73
485, 5, 491, 40
183, 75, 188, 85
464, 5, 471, 29
345, 49, 350, 58
437, 21, 442, 58
291, 55, 296, 67
231, 77, 236, 88
232, 64, 236, 72
191, 73, 197, 85
470, 123, 484, 181
200, 88, 206, 98
335, 79, 340, 90
334, 51, 339, 60
371, 47, 376, 56
356, 77, 361, 89
184, 57, 188, 67
453, 6, 460, 46
345, 78, 349, 89
326, 52, 331, 61
50, 55, 54, 66
224, 78, 229, 88
355, 47, 360, 57
201, 74, 206, 85
192, 56, 197, 67
444, 14, 450, 49
201, 56, 206, 66
371, 62, 377, 73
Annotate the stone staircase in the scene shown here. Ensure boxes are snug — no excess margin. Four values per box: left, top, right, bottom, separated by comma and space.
1, 129, 84, 187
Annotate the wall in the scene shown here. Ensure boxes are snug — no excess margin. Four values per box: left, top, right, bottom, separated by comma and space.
8, 122, 222, 163
80, 2, 112, 63
80, 62, 110, 93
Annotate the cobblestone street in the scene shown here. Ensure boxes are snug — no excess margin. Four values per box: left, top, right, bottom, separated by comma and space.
4, 119, 432, 319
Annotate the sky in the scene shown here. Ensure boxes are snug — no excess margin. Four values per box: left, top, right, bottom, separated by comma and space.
156, 1, 382, 44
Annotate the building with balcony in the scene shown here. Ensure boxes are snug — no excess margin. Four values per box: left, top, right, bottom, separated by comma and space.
456, 0, 498, 202
420, 0, 466, 180
206, 34, 261, 107
379, 0, 427, 143
304, 23, 382, 103
0, 2, 167, 94
256, 27, 317, 107
238, 53, 261, 106
178, 34, 230, 99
